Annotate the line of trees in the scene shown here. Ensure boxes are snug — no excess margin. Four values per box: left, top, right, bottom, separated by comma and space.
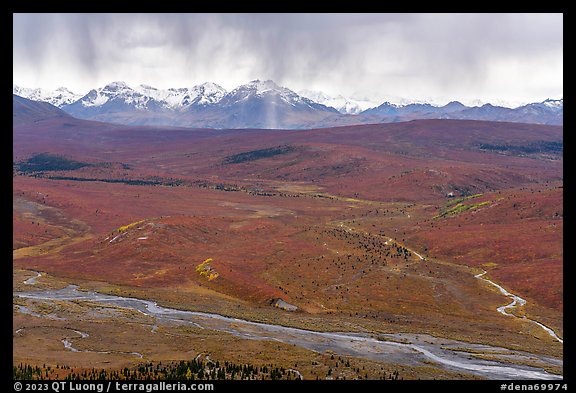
14, 360, 302, 381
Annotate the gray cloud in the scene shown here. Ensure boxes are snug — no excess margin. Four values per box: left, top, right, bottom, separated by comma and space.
13, 13, 563, 106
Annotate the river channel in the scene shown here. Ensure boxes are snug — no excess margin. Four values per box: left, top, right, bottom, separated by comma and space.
14, 284, 562, 380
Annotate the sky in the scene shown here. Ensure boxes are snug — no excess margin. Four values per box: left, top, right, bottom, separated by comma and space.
13, 13, 563, 107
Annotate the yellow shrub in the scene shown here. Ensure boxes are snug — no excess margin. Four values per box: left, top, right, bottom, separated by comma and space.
117, 219, 146, 232
196, 258, 219, 281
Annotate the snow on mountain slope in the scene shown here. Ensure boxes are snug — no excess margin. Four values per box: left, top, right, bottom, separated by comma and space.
208, 80, 339, 129
188, 82, 227, 106
70, 81, 227, 112
15, 80, 563, 128
298, 89, 378, 114
222, 80, 320, 108
541, 98, 563, 111
135, 82, 227, 109
79, 81, 153, 109
13, 85, 82, 107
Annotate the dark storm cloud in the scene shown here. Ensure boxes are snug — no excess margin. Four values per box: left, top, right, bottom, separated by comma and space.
12, 13, 414, 82
13, 13, 563, 104
14, 14, 104, 76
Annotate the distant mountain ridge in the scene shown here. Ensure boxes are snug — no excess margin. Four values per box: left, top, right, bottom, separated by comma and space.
297, 89, 377, 114
13, 86, 82, 107
13, 81, 562, 129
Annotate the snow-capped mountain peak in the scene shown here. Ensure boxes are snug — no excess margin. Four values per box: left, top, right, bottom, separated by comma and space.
81, 89, 110, 107
134, 84, 166, 102
13, 85, 82, 107
251, 79, 284, 95
298, 89, 379, 114
191, 82, 227, 106
73, 81, 162, 111
223, 80, 312, 108
132, 82, 227, 109
542, 98, 563, 111
233, 79, 286, 97
102, 81, 130, 91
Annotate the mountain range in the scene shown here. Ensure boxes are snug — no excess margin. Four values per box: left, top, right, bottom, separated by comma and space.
13, 80, 563, 129
297, 89, 378, 114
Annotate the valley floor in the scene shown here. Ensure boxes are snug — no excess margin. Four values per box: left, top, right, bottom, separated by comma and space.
13, 175, 563, 380
13, 119, 563, 380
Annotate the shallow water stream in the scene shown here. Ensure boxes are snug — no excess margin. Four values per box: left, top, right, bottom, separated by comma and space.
14, 284, 562, 380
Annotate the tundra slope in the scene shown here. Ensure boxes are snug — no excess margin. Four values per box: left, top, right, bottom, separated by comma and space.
13, 99, 562, 378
